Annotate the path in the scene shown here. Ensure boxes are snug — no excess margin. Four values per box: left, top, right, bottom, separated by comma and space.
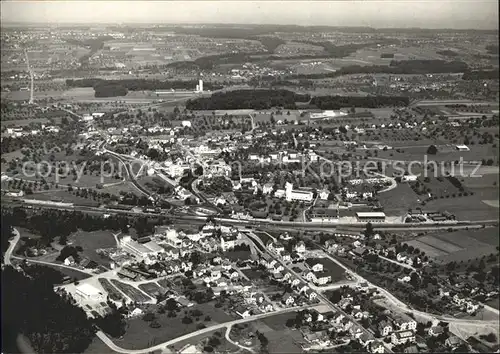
11, 256, 94, 275
225, 326, 254, 353
378, 254, 416, 271
4, 228, 21, 266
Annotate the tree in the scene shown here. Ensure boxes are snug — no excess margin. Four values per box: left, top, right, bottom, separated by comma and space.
427, 145, 438, 155
149, 320, 161, 328
2, 267, 96, 353
364, 222, 374, 240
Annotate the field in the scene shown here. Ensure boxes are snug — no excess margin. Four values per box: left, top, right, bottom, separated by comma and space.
38, 264, 91, 282
423, 189, 499, 221
68, 230, 117, 264
378, 183, 421, 215
253, 231, 273, 245
404, 227, 499, 263
252, 313, 304, 353
1, 117, 58, 127
22, 190, 101, 206
110, 279, 153, 303
119, 302, 235, 350
138, 282, 166, 297
223, 249, 254, 262
98, 278, 126, 301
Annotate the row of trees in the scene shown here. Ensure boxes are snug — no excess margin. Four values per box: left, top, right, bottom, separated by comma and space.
462, 69, 499, 80
66, 78, 223, 91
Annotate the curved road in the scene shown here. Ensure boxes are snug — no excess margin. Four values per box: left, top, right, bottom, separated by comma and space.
4, 228, 21, 266
96, 304, 316, 354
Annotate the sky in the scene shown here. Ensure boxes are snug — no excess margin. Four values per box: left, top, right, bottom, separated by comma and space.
1, 0, 498, 30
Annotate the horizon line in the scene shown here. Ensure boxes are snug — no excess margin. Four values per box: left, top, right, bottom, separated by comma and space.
1, 22, 499, 31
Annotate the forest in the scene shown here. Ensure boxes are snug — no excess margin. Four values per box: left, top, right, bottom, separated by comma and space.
462, 69, 499, 80
186, 89, 311, 110
65, 78, 223, 93
2, 266, 96, 353
285, 60, 470, 80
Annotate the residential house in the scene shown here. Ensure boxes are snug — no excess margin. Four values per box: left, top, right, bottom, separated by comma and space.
306, 271, 332, 285
235, 306, 252, 318
305, 259, 324, 272
359, 333, 373, 347
298, 283, 310, 294
391, 313, 417, 331
353, 310, 369, 320
281, 252, 291, 263
369, 341, 385, 353
283, 294, 295, 306
272, 263, 284, 274
304, 289, 318, 301
262, 303, 274, 312
391, 330, 416, 345
378, 320, 393, 337
220, 234, 237, 251
429, 326, 444, 337
295, 241, 306, 254
398, 276, 411, 283
262, 183, 274, 195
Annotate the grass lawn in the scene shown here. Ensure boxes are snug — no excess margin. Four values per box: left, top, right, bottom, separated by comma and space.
378, 183, 421, 215
36, 264, 91, 282
118, 302, 236, 350
254, 231, 273, 245
68, 230, 117, 264
223, 250, 253, 262
423, 192, 499, 221
138, 282, 165, 297
167, 330, 238, 353
252, 319, 304, 353
486, 298, 499, 310
260, 312, 297, 331
83, 336, 118, 354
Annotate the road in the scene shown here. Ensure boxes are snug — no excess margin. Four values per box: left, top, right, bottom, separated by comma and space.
377, 254, 416, 271
96, 304, 317, 354
244, 232, 390, 351
4, 228, 21, 266
11, 256, 95, 275
103, 148, 152, 198
319, 250, 499, 327
225, 326, 254, 353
